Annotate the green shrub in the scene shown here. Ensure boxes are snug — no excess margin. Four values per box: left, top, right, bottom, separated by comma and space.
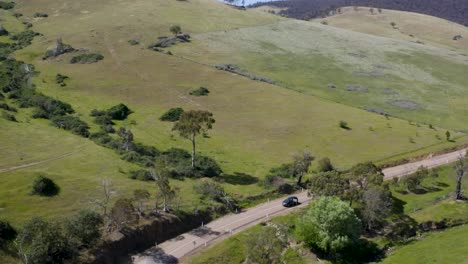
16, 217, 75, 264
55, 74, 69, 86
65, 210, 102, 247
159, 148, 222, 178
170, 25, 182, 35
33, 12, 48, 18
0, 1, 15, 10
339, 120, 350, 129
50, 115, 90, 137
160, 107, 184, 121
0, 43, 15, 60
70, 53, 104, 64
0, 220, 17, 244
94, 114, 114, 126
1, 111, 16, 121
0, 25, 8, 36
189, 87, 210, 96
31, 175, 59, 196
107, 103, 132, 120
10, 30, 40, 48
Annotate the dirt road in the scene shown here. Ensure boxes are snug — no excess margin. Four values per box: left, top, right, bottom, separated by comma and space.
132, 147, 467, 264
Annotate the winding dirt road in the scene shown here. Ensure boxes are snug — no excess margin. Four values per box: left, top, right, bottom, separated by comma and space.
132, 147, 467, 264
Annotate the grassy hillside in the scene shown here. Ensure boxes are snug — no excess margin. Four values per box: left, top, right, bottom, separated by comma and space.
1, 0, 466, 228
172, 18, 468, 131
382, 224, 468, 264
314, 7, 468, 52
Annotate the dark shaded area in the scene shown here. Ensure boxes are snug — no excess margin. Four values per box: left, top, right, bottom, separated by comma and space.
31, 175, 60, 197
189, 226, 220, 237
309, 238, 384, 264
219, 172, 258, 185
132, 248, 178, 264
253, 0, 468, 26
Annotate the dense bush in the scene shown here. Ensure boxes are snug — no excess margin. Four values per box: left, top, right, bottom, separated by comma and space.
0, 1, 15, 10
70, 53, 104, 64
0, 25, 8, 36
16, 217, 75, 264
31, 175, 59, 196
107, 103, 132, 120
94, 114, 114, 126
160, 107, 184, 121
317, 157, 334, 172
20, 92, 74, 118
159, 148, 222, 178
65, 210, 103, 248
51, 115, 90, 137
189, 87, 210, 96
0, 43, 15, 60
0, 220, 16, 244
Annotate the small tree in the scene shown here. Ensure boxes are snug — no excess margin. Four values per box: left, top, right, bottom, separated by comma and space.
339, 120, 349, 129
293, 150, 314, 186
170, 25, 182, 35
90, 178, 116, 231
31, 175, 59, 196
150, 163, 175, 212
308, 171, 349, 199
66, 210, 103, 247
172, 110, 215, 168
245, 226, 287, 264
446, 130, 451, 141
133, 189, 151, 217
296, 197, 361, 253
362, 187, 392, 231
16, 218, 75, 264
402, 166, 428, 192
454, 154, 466, 200
348, 162, 384, 190
109, 198, 138, 232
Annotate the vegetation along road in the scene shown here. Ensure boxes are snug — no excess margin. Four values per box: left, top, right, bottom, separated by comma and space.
132, 147, 467, 263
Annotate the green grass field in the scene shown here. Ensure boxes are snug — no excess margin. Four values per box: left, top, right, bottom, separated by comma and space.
382, 224, 468, 264
390, 164, 468, 223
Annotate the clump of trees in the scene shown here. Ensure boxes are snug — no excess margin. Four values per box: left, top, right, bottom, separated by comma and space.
296, 196, 361, 253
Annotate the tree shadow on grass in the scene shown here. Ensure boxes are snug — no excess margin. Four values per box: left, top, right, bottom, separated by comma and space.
218, 172, 258, 185
391, 196, 406, 215
435, 182, 449, 188
312, 239, 384, 264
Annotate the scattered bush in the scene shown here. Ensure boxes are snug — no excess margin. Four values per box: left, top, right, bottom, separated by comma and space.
159, 148, 222, 178
401, 166, 428, 192
277, 183, 295, 194
261, 175, 285, 189
189, 87, 210, 96
94, 114, 114, 126
70, 53, 104, 64
0, 103, 17, 112
65, 210, 103, 247
1, 111, 16, 121
128, 39, 140, 45
160, 107, 184, 121
339, 120, 350, 129
50, 115, 90, 137
0, 1, 15, 10
33, 12, 48, 18
55, 74, 69, 86
0, 220, 17, 244
170, 25, 182, 35
31, 175, 60, 196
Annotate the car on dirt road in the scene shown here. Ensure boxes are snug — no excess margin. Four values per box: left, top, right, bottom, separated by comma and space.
282, 196, 299, 207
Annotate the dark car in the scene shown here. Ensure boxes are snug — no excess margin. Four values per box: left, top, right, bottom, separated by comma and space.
282, 196, 299, 207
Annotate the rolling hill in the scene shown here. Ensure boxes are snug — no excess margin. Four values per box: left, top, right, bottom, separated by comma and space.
0, 0, 467, 247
